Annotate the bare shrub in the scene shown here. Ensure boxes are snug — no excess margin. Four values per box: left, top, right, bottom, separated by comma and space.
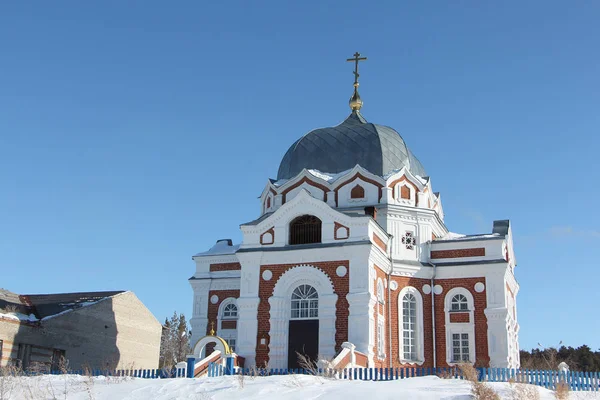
459, 363, 500, 400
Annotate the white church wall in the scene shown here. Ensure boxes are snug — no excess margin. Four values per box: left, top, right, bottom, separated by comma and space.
430, 238, 505, 264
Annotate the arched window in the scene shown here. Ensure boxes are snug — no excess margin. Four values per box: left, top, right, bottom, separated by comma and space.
290, 284, 318, 319
351, 184, 365, 199
444, 288, 475, 365
401, 185, 411, 200
402, 293, 417, 361
266, 197, 271, 209
398, 287, 424, 364
289, 215, 322, 245
222, 303, 238, 319
451, 294, 469, 312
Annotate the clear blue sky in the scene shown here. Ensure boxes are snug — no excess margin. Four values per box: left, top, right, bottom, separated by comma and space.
1, 2, 598, 352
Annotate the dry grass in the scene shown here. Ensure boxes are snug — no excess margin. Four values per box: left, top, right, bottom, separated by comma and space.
296, 352, 319, 376
0, 364, 20, 400
554, 380, 570, 400
436, 367, 458, 379
459, 363, 500, 400
236, 368, 245, 389
295, 352, 340, 379
508, 380, 541, 400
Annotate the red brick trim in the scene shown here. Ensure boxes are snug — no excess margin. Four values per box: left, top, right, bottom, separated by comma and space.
433, 278, 489, 368
430, 248, 485, 259
255, 261, 350, 367
388, 176, 419, 205
221, 320, 237, 329
334, 173, 383, 205
209, 263, 241, 272
260, 227, 275, 245
281, 177, 329, 203
354, 351, 369, 367
205, 289, 240, 355
449, 313, 470, 323
334, 222, 350, 240
372, 233, 387, 252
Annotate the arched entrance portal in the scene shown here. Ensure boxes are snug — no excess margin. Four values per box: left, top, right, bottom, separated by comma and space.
192, 335, 231, 359
268, 265, 338, 369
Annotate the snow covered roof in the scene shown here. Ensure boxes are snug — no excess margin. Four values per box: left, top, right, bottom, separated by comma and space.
23, 291, 125, 319
438, 232, 502, 241
194, 239, 240, 257
437, 221, 511, 242
1, 289, 125, 322
0, 288, 28, 314
272, 168, 352, 187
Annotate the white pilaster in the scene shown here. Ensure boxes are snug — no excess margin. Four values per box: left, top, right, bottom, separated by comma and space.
383, 187, 394, 205
189, 279, 211, 348
347, 291, 376, 366
326, 191, 336, 207
236, 297, 260, 367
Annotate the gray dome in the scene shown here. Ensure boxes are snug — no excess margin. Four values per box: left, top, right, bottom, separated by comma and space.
277, 111, 427, 180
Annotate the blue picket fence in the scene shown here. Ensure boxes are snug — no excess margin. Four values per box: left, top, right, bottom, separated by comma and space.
41, 367, 187, 379
207, 363, 600, 392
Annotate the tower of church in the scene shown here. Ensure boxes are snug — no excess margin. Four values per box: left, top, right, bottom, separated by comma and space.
189, 54, 520, 370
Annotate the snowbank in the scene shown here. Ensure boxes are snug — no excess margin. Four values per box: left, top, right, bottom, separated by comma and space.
2, 374, 597, 400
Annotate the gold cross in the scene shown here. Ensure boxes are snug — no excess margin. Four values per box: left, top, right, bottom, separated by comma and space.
209, 321, 215, 336
346, 52, 367, 85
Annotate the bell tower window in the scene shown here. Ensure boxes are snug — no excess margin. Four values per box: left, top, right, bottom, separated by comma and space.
289, 215, 322, 245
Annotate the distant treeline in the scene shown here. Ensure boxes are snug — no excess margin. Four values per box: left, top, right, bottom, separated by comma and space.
520, 345, 600, 372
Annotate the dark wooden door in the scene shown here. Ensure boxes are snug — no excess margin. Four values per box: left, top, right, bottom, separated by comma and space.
288, 319, 319, 369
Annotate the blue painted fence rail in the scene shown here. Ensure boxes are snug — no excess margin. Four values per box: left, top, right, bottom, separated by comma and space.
207, 364, 600, 392
41, 367, 187, 379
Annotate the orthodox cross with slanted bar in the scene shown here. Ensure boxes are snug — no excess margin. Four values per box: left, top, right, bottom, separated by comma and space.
346, 52, 367, 85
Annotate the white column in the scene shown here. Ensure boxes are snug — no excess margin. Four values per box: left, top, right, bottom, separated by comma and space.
326, 191, 336, 207
485, 271, 511, 368
236, 253, 263, 367
485, 308, 510, 367
237, 297, 260, 367
268, 296, 287, 369
319, 293, 338, 361
274, 194, 283, 207
347, 292, 376, 366
383, 187, 394, 205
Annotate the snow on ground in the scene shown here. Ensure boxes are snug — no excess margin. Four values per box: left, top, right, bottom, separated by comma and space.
3, 374, 599, 400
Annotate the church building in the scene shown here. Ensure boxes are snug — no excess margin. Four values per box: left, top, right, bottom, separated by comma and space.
189, 53, 520, 370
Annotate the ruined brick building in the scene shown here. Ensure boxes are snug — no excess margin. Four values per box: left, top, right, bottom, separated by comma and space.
189, 53, 520, 370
